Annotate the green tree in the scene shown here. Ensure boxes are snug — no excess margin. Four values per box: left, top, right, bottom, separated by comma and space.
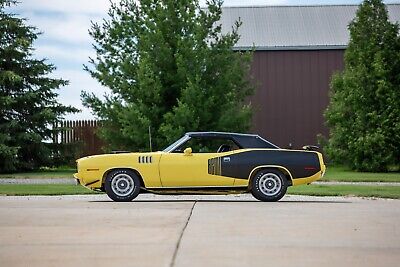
325, 0, 400, 172
82, 0, 253, 151
0, 0, 78, 172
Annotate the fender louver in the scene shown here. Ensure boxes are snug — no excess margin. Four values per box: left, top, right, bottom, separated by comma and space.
138, 156, 152, 164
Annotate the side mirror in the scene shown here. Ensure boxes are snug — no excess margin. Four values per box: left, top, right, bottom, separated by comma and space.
183, 147, 192, 156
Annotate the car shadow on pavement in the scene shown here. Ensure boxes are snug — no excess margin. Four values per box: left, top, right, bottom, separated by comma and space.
88, 200, 351, 203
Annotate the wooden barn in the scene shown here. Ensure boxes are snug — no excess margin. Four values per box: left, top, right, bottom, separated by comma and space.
220, 4, 400, 148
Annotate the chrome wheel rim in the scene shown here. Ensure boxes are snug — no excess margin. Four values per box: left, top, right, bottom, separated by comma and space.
111, 173, 135, 197
258, 173, 282, 196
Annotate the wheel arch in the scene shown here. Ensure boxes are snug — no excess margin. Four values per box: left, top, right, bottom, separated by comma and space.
102, 168, 146, 188
248, 165, 293, 187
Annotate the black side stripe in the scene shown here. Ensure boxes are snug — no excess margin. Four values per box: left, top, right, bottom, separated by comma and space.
208, 150, 320, 179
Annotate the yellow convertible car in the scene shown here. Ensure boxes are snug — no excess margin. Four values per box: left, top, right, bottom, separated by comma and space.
74, 132, 326, 202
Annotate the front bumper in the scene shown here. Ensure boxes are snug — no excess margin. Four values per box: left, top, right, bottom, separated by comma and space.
73, 173, 81, 185
74, 171, 102, 189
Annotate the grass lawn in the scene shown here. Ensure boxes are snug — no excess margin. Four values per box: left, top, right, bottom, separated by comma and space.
288, 184, 400, 199
0, 184, 399, 199
0, 169, 75, 179
0, 184, 98, 196
322, 166, 400, 182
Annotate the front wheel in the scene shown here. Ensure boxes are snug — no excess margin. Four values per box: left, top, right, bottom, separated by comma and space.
250, 169, 287, 202
104, 169, 141, 202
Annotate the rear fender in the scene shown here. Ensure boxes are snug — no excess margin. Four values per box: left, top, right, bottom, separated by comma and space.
248, 165, 293, 187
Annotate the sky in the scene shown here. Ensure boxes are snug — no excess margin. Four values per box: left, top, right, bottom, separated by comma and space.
7, 0, 400, 120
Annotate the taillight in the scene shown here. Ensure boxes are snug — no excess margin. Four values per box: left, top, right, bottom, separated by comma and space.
304, 166, 317, 171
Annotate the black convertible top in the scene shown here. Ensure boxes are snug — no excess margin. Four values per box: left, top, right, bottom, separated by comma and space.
163, 131, 279, 152
186, 132, 279, 149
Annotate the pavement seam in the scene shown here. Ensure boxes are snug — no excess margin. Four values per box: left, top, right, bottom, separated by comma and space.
170, 201, 196, 267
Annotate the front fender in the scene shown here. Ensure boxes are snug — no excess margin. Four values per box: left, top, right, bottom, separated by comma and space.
76, 152, 163, 189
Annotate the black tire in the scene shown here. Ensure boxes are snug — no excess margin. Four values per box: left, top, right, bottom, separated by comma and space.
104, 169, 141, 202
250, 168, 287, 202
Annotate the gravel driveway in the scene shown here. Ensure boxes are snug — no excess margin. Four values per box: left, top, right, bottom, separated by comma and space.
2, 178, 399, 186
0, 178, 75, 184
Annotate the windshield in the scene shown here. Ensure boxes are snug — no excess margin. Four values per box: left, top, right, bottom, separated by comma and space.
162, 135, 190, 152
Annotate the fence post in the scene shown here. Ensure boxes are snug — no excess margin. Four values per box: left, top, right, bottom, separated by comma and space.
56, 119, 103, 157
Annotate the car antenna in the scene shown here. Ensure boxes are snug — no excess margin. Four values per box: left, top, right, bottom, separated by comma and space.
148, 125, 152, 152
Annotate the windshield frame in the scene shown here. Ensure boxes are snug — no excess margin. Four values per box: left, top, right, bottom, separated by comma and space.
162, 135, 190, 152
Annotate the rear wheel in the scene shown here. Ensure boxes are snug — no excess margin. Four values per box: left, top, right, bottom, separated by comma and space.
250, 169, 287, 202
104, 169, 141, 202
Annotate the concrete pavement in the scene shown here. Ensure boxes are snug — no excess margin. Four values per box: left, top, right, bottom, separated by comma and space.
0, 194, 399, 267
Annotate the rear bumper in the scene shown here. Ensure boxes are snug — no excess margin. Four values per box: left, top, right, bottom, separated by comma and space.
318, 153, 326, 178
292, 172, 322, 186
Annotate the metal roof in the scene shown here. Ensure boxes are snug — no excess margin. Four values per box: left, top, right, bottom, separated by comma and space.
220, 4, 400, 50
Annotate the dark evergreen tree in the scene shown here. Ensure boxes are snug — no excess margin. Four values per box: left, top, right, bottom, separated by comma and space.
82, 0, 254, 151
325, 0, 400, 172
0, 0, 78, 172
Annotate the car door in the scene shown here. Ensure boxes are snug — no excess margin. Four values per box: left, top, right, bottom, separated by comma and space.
158, 151, 235, 187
